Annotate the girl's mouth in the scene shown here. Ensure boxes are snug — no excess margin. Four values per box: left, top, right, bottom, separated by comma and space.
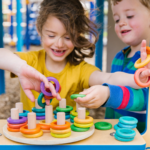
51, 48, 66, 56
121, 30, 131, 35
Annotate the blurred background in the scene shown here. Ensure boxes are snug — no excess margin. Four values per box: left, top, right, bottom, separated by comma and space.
0, 0, 126, 119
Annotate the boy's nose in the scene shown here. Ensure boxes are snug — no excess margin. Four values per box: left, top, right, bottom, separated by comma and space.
119, 20, 127, 27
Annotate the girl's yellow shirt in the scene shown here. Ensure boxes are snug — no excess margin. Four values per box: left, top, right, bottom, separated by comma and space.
13, 50, 100, 111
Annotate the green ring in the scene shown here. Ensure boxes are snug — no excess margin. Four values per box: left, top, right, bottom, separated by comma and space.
32, 107, 45, 113
56, 105, 73, 112
94, 122, 112, 130
70, 94, 86, 99
70, 114, 75, 120
71, 124, 90, 132
37, 93, 46, 108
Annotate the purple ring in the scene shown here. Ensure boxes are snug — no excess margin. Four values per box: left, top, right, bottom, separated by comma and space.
40, 77, 60, 96
7, 116, 27, 124
36, 116, 45, 120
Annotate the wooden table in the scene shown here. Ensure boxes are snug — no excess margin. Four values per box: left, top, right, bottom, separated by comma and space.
0, 119, 146, 150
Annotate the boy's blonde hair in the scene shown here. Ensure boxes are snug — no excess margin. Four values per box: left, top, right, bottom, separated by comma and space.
111, 0, 150, 9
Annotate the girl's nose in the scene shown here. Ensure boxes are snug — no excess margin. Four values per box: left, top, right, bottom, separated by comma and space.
119, 19, 127, 27
55, 38, 64, 48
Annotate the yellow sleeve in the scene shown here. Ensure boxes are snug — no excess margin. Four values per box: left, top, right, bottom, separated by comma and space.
79, 61, 100, 89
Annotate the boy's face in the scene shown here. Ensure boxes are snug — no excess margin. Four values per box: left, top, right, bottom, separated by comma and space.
40, 15, 74, 63
111, 0, 150, 46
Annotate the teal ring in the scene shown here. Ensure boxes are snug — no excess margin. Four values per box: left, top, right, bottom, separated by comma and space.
36, 112, 45, 116
114, 124, 122, 130
70, 114, 75, 120
114, 134, 134, 142
119, 116, 138, 125
70, 94, 86, 100
19, 110, 29, 117
54, 114, 70, 119
32, 107, 45, 113
70, 118, 74, 123
37, 93, 46, 108
56, 105, 73, 112
116, 128, 136, 139
53, 110, 70, 115
118, 122, 137, 129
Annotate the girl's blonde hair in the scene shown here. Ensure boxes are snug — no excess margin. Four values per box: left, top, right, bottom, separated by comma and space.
37, 0, 99, 65
111, 0, 150, 9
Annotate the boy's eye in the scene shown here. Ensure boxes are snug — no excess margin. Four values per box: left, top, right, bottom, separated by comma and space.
127, 16, 133, 19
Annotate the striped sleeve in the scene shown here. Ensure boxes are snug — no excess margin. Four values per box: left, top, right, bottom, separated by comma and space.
102, 83, 148, 111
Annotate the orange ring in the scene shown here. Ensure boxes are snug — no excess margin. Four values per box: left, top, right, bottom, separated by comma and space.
7, 121, 28, 129
39, 120, 51, 125
20, 125, 41, 134
38, 124, 50, 130
50, 121, 71, 130
7, 127, 20, 132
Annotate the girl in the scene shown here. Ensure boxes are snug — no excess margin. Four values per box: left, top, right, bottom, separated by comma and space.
0, 0, 148, 112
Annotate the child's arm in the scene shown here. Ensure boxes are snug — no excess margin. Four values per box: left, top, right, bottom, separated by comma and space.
0, 48, 61, 102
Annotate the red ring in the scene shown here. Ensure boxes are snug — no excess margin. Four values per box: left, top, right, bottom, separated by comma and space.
7, 121, 28, 129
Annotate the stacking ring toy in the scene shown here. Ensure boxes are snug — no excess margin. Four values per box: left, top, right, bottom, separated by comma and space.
7, 121, 27, 129
119, 116, 138, 125
114, 124, 122, 130
53, 110, 70, 115
118, 122, 137, 129
7, 127, 20, 132
19, 110, 29, 117
32, 107, 45, 113
74, 122, 93, 128
70, 118, 74, 123
38, 124, 50, 130
74, 116, 93, 124
71, 110, 89, 117
54, 114, 70, 120
94, 122, 112, 130
71, 124, 90, 132
36, 112, 45, 116
39, 120, 51, 125
51, 131, 71, 138
7, 116, 27, 124
36, 116, 45, 120
50, 127, 71, 134
56, 106, 73, 112
37, 93, 46, 108
20, 125, 41, 134
114, 134, 134, 142
116, 128, 136, 139
22, 130, 43, 138
40, 77, 60, 97
50, 121, 71, 130
70, 114, 75, 120
70, 94, 86, 99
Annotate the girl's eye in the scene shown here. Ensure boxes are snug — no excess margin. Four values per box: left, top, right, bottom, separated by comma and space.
49, 35, 55, 38
65, 37, 70, 40
127, 16, 133, 19
115, 19, 119, 23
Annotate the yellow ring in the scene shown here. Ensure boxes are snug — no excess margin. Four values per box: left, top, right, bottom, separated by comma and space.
134, 55, 150, 68
22, 130, 43, 138
70, 110, 89, 117
74, 122, 93, 128
50, 127, 71, 134
74, 116, 93, 124
51, 131, 71, 138
39, 120, 51, 125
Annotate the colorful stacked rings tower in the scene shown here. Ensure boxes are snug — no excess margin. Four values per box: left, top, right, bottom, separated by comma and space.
7, 108, 27, 132
70, 94, 89, 123
71, 107, 93, 132
50, 112, 71, 138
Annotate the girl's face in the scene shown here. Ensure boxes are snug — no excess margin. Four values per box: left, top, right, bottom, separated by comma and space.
112, 0, 150, 47
40, 15, 74, 63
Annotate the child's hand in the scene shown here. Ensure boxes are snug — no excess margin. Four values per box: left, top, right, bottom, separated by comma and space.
18, 64, 61, 102
74, 85, 110, 108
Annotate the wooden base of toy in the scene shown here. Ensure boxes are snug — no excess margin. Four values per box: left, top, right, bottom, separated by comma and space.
3, 124, 94, 145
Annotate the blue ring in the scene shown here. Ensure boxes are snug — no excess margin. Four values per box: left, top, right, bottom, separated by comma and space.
54, 114, 70, 119
32, 107, 45, 113
118, 122, 137, 129
53, 110, 70, 115
119, 116, 138, 125
114, 124, 122, 130
114, 134, 134, 142
36, 112, 45, 116
116, 128, 136, 139
19, 110, 29, 117
70, 118, 74, 123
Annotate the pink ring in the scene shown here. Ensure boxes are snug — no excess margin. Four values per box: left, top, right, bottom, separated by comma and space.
40, 77, 60, 97
134, 68, 150, 87
7, 116, 27, 124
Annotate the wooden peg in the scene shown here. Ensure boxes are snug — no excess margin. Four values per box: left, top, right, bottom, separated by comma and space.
11, 108, 19, 120
59, 98, 66, 108
45, 105, 53, 123
76, 103, 82, 112
78, 107, 86, 119
15, 102, 23, 113
35, 99, 42, 109
57, 112, 65, 125
28, 112, 36, 129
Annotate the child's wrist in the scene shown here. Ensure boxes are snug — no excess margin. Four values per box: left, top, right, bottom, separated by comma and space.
15, 60, 27, 76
